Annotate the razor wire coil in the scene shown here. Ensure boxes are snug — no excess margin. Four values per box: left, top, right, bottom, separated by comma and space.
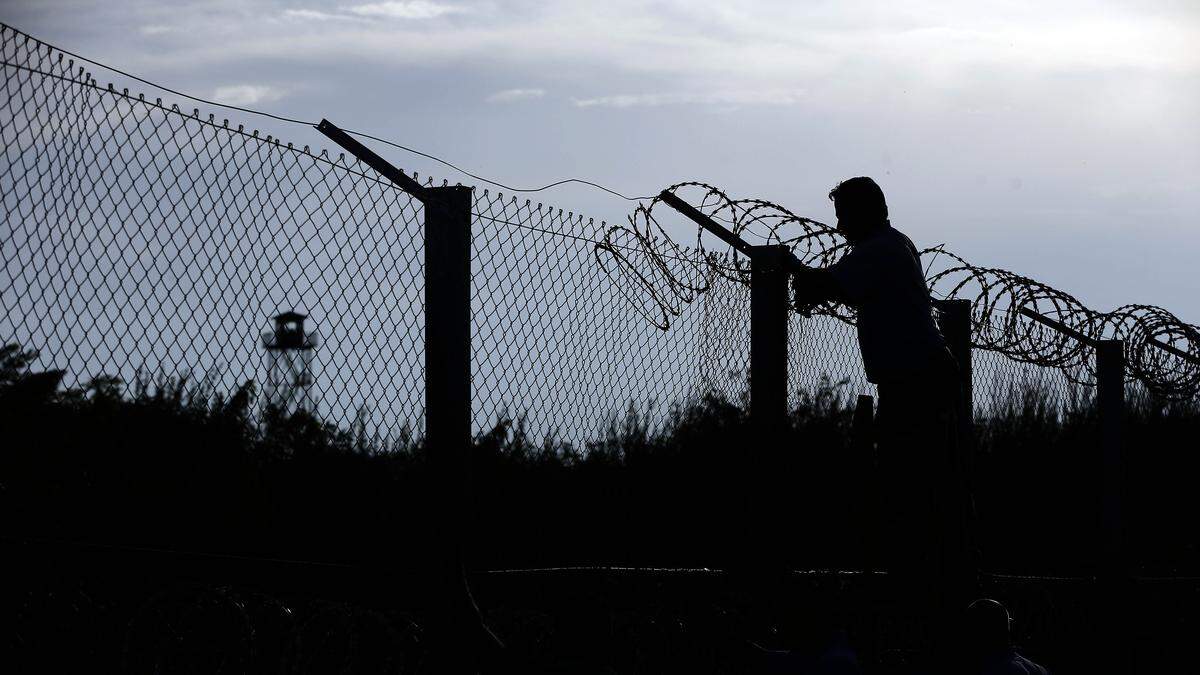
600, 182, 1200, 400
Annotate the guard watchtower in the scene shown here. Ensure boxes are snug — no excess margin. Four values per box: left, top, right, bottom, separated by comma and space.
261, 311, 319, 415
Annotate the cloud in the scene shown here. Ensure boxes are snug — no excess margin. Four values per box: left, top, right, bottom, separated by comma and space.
139, 25, 173, 35
109, 1, 1198, 91
571, 89, 806, 108
344, 1, 464, 20
282, 9, 350, 21
486, 88, 545, 103
212, 85, 286, 106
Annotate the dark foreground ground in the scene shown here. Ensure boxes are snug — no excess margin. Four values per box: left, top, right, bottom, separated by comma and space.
6, 539, 1196, 674
4, 349, 1198, 672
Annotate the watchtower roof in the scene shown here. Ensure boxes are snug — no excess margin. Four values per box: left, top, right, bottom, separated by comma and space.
273, 310, 307, 324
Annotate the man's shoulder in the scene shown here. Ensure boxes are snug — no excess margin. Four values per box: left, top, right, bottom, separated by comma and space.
881, 226, 920, 252
1013, 652, 1050, 674
985, 651, 1048, 675
854, 226, 912, 251
842, 228, 918, 270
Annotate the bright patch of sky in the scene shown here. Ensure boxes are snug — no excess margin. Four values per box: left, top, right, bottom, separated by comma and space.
212, 84, 287, 105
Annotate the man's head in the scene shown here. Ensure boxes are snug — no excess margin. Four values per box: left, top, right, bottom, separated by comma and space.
965, 598, 1012, 652
828, 177, 889, 242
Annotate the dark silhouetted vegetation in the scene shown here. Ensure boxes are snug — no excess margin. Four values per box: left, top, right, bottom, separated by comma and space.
4, 342, 1200, 673
3, 342, 1198, 574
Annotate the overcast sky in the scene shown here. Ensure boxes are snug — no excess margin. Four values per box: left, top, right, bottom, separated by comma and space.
5, 0, 1199, 322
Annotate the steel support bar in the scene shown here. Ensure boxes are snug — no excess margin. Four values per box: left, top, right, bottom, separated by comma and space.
1017, 306, 1096, 347
315, 119, 429, 201
658, 189, 755, 257
1148, 337, 1200, 366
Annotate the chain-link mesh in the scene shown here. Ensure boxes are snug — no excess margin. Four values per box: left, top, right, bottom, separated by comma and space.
2, 26, 428, 441
788, 313, 871, 408
3, 22, 1197, 452
1, 25, 755, 449
470, 194, 749, 442
972, 344, 1081, 417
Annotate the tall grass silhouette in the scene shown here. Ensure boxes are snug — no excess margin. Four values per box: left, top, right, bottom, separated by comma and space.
4, 341, 1196, 574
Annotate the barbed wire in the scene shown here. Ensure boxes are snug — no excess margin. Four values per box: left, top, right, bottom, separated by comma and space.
601, 182, 1200, 398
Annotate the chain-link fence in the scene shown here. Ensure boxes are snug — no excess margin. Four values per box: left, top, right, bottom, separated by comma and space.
2, 26, 430, 441
6, 23, 1200, 672
1, 25, 754, 448
3, 21, 1197, 452
471, 194, 751, 443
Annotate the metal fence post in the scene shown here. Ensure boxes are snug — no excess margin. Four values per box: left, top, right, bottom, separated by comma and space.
938, 299, 974, 429
934, 298, 975, 603
852, 394, 876, 454
316, 121, 496, 668
747, 245, 790, 572
425, 184, 473, 529
1095, 338, 1130, 672
852, 394, 878, 572
1096, 339, 1125, 575
425, 184, 494, 669
750, 245, 790, 434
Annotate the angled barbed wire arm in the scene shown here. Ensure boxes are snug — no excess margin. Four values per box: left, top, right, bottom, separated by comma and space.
1018, 307, 1099, 349
657, 189, 830, 316
1147, 337, 1200, 367
657, 189, 756, 258
315, 119, 431, 202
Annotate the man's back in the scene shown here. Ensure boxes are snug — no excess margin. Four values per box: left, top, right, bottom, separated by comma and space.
978, 648, 1050, 675
827, 225, 945, 383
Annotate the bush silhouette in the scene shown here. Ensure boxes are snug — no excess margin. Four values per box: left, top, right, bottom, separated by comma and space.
2, 341, 1197, 574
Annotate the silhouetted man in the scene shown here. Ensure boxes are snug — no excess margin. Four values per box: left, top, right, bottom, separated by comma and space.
792, 177, 970, 599
962, 599, 1049, 675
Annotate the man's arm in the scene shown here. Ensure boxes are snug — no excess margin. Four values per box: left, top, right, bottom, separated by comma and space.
793, 265, 852, 310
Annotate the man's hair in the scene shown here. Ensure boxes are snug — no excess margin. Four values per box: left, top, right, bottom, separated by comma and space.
965, 598, 1011, 649
828, 176, 888, 225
